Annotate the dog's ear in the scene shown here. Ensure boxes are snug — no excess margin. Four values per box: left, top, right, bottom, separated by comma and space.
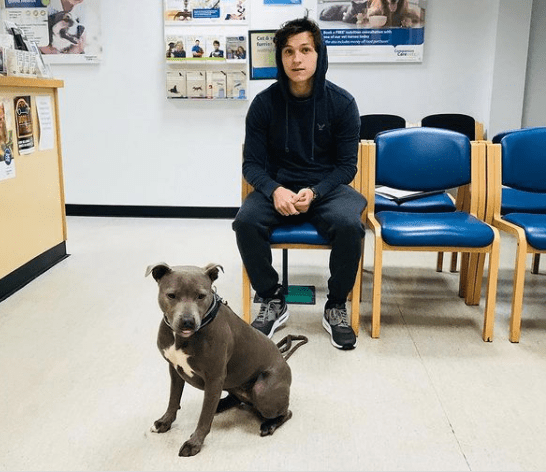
145, 263, 172, 281
204, 263, 224, 282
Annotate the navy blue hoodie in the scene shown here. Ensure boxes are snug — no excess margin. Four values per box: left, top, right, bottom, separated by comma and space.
243, 30, 360, 200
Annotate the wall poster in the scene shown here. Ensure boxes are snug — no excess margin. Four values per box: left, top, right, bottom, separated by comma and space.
315, 0, 426, 63
248, 29, 276, 80
0, 97, 15, 182
2, 0, 102, 64
164, 0, 247, 24
14, 95, 34, 155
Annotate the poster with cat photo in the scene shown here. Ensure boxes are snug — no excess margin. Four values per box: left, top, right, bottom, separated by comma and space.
164, 0, 247, 24
315, 0, 426, 62
0, 97, 15, 182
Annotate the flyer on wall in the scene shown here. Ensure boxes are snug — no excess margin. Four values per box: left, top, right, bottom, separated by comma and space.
248, 30, 276, 80
3, 0, 102, 64
164, 0, 248, 24
315, 0, 426, 63
14, 95, 34, 155
0, 97, 15, 182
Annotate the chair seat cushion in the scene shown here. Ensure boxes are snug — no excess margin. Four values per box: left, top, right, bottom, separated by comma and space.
375, 211, 494, 247
270, 222, 329, 245
501, 188, 546, 215
375, 192, 456, 213
503, 213, 546, 250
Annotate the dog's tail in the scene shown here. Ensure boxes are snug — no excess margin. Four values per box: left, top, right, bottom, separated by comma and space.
276, 335, 308, 361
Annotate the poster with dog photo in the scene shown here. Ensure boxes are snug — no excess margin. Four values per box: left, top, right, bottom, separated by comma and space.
37, 0, 102, 64
0, 97, 15, 182
315, 0, 426, 62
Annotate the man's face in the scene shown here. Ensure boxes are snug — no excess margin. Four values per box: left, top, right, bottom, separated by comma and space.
281, 31, 318, 87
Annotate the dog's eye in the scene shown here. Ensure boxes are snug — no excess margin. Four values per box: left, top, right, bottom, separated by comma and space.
166, 293, 176, 300
197, 294, 206, 300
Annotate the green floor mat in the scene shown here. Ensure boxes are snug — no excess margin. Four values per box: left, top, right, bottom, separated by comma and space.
254, 285, 316, 305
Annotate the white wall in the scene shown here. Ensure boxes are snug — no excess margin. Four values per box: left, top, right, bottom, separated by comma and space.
522, 0, 546, 128
48, 0, 533, 208
487, 0, 532, 138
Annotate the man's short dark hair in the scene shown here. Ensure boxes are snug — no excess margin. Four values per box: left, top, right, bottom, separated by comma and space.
274, 16, 322, 53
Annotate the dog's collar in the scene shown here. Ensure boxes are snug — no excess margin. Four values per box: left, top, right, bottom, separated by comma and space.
198, 293, 222, 330
163, 293, 222, 333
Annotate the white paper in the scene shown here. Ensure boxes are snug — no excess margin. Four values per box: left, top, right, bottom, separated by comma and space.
35, 95, 54, 151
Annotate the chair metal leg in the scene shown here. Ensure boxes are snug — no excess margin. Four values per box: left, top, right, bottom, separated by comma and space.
282, 249, 289, 295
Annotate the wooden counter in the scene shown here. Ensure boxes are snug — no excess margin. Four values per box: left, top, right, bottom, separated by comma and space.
0, 76, 67, 301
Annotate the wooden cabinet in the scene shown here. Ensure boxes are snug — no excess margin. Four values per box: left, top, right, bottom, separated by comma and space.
0, 77, 67, 301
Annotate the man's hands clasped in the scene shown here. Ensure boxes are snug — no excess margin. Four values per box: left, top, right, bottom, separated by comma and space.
272, 187, 315, 216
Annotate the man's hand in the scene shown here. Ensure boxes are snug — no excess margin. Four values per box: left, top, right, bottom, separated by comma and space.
294, 188, 314, 214
273, 187, 300, 216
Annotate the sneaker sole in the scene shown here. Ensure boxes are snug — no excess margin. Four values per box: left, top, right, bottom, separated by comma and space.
322, 317, 356, 350
266, 309, 290, 339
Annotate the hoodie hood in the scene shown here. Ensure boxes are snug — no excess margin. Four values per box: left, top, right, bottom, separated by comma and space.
275, 31, 329, 101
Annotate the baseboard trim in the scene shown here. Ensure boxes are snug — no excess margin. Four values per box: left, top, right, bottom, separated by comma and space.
0, 242, 69, 302
65, 205, 239, 219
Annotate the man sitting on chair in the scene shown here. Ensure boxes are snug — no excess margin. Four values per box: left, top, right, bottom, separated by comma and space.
232, 17, 366, 350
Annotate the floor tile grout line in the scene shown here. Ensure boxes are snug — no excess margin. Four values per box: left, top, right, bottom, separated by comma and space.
398, 303, 473, 471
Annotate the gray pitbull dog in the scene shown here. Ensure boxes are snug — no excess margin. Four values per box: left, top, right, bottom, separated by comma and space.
146, 262, 292, 457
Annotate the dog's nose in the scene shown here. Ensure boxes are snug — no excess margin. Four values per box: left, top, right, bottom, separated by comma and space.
176, 316, 197, 331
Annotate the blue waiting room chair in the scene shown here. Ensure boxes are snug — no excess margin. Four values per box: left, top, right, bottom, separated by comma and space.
486, 127, 546, 342
492, 127, 546, 275
362, 127, 500, 340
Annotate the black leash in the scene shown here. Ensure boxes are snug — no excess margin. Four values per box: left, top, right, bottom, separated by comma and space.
276, 334, 309, 361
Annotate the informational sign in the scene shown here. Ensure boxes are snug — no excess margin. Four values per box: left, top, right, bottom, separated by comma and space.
164, 0, 248, 24
248, 29, 276, 80
3, 0, 102, 64
14, 95, 34, 155
0, 97, 15, 182
315, 0, 426, 63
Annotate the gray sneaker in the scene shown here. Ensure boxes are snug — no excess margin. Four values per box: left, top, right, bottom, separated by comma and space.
322, 304, 356, 350
251, 297, 289, 338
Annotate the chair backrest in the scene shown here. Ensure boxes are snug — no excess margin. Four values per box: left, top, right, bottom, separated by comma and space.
492, 126, 546, 144
500, 127, 546, 193
374, 127, 471, 191
360, 114, 406, 140
362, 130, 483, 219
421, 113, 476, 140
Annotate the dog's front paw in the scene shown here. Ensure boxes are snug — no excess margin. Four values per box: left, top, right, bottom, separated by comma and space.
151, 417, 175, 433
179, 437, 203, 457
260, 410, 293, 436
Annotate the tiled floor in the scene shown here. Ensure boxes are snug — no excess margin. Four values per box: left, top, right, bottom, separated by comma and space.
1, 216, 545, 471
